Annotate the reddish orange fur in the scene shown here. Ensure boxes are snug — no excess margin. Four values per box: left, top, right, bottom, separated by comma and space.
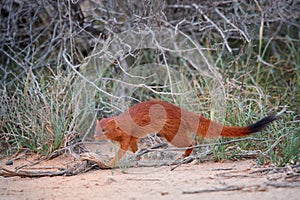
94, 100, 275, 166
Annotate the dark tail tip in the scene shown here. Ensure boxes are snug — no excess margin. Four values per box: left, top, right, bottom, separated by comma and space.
248, 115, 278, 133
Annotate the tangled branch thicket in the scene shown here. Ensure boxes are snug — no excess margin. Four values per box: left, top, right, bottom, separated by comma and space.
0, 0, 299, 165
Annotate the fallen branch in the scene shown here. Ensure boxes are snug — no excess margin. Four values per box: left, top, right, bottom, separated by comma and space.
80, 152, 112, 169
183, 181, 300, 194
126, 178, 161, 181
0, 166, 66, 178
250, 164, 300, 175
183, 185, 243, 194
265, 182, 300, 188
0, 160, 97, 178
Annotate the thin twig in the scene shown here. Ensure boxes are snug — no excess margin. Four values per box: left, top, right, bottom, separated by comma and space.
137, 137, 263, 154
262, 131, 292, 156
192, 4, 232, 52
135, 142, 169, 158
62, 50, 121, 100
214, 8, 250, 43
170, 156, 195, 171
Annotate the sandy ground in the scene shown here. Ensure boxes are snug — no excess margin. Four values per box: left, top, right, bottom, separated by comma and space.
1, 153, 300, 200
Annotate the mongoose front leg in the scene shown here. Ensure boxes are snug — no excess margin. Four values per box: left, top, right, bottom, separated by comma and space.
183, 145, 193, 157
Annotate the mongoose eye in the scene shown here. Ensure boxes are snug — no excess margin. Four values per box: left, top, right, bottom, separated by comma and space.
102, 128, 107, 133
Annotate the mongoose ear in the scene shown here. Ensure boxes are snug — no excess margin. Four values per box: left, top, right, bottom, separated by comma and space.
106, 118, 118, 128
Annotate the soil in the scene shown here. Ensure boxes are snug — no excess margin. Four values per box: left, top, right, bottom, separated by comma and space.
1, 152, 300, 200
